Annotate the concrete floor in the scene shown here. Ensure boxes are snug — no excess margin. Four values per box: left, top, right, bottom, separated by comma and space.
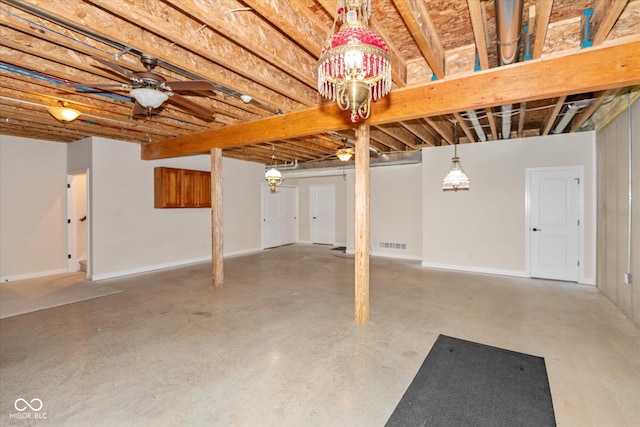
1, 244, 638, 426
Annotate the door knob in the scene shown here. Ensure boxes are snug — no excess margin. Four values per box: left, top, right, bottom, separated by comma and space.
532, 227, 541, 231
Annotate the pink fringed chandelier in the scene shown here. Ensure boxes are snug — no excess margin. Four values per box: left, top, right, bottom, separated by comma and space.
317, 0, 392, 123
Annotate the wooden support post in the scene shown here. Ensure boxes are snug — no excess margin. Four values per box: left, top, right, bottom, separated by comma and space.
211, 148, 224, 288
354, 123, 370, 324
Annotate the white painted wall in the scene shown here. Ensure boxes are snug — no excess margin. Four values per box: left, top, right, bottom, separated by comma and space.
0, 135, 68, 281
0, 131, 596, 285
346, 163, 423, 260
422, 132, 595, 283
221, 157, 264, 255
1, 136, 264, 282
90, 138, 212, 279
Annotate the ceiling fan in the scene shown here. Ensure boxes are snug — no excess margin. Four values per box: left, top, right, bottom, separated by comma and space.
69, 54, 217, 122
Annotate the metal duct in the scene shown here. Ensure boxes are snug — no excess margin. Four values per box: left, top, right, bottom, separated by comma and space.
552, 104, 581, 134
466, 109, 487, 142
495, 0, 524, 139
552, 99, 593, 134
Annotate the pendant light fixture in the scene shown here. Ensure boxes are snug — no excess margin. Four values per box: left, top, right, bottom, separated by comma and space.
336, 146, 354, 161
442, 120, 470, 191
265, 145, 283, 192
317, 0, 392, 123
47, 101, 81, 123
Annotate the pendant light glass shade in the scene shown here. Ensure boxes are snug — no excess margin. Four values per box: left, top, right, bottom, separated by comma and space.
265, 167, 283, 192
336, 147, 354, 161
47, 102, 81, 123
442, 144, 470, 191
317, 0, 391, 123
265, 145, 283, 192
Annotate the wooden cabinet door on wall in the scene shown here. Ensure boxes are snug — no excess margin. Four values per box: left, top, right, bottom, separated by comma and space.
194, 171, 211, 208
154, 167, 211, 208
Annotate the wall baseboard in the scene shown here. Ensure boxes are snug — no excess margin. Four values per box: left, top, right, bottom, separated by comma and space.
420, 261, 528, 278
223, 247, 263, 258
344, 248, 422, 262
91, 257, 212, 281
91, 248, 263, 281
1, 268, 68, 283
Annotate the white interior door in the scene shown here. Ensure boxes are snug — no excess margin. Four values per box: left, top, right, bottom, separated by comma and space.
262, 185, 298, 248
528, 167, 581, 281
310, 184, 335, 245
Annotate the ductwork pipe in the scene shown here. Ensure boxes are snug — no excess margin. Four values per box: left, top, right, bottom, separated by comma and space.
552, 104, 581, 134
495, 0, 524, 139
495, 0, 524, 66
466, 109, 487, 142
552, 99, 592, 134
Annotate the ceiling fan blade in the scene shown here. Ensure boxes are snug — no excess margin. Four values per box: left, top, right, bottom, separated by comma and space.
91, 56, 137, 79
67, 83, 130, 90
168, 93, 215, 122
132, 101, 148, 116
164, 80, 217, 92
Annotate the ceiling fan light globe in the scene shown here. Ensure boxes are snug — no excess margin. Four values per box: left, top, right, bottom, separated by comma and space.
130, 87, 169, 109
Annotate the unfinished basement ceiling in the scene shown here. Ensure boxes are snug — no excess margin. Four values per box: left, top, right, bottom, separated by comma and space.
0, 0, 639, 165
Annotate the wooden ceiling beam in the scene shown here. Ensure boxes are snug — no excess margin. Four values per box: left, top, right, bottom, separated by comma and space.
165, 0, 318, 89
485, 108, 498, 140
570, 90, 613, 132
453, 112, 476, 143
518, 102, 527, 138
532, 0, 553, 59
424, 117, 454, 145
392, 0, 445, 79
542, 96, 566, 136
375, 124, 420, 150
17, 0, 300, 113
88, 0, 316, 106
370, 127, 412, 151
399, 120, 438, 146
244, 0, 329, 59
592, 0, 629, 46
2, 1, 252, 125
141, 39, 640, 159
467, 0, 489, 70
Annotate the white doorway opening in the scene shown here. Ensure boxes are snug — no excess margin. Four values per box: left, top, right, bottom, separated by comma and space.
67, 172, 89, 276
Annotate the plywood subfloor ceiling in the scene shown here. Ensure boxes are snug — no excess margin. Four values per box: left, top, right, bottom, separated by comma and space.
1, 0, 639, 165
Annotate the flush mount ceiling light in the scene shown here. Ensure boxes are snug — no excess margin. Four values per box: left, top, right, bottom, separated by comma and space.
130, 87, 170, 109
47, 101, 81, 123
317, 0, 391, 123
265, 145, 283, 192
442, 120, 470, 192
336, 146, 354, 161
